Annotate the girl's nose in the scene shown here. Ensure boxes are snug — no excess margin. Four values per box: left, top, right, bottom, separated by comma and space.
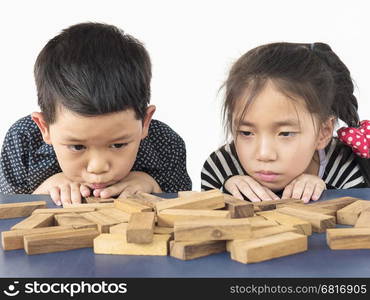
255, 138, 277, 162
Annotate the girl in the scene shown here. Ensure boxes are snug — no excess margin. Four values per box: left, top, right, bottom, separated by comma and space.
201, 42, 370, 203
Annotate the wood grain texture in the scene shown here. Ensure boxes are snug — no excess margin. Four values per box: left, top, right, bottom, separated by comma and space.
63, 203, 114, 209
309, 197, 359, 211
80, 211, 121, 233
174, 218, 251, 241
54, 213, 97, 229
257, 210, 312, 235
98, 208, 131, 223
336, 200, 370, 225
157, 209, 230, 227
170, 240, 226, 260
354, 208, 370, 228
126, 212, 155, 244
93, 233, 170, 256
114, 198, 153, 213
11, 213, 55, 230
24, 228, 99, 255
252, 199, 303, 211
32, 207, 96, 215
1, 226, 72, 250
0, 201, 47, 219
230, 232, 307, 264
276, 206, 335, 233
326, 228, 370, 249
223, 194, 254, 218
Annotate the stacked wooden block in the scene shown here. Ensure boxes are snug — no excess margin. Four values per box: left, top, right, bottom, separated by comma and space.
1, 191, 370, 263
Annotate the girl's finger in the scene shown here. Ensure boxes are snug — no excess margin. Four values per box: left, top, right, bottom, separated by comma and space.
238, 181, 261, 202
292, 181, 306, 200
245, 178, 273, 201
264, 187, 280, 201
312, 183, 326, 201
226, 183, 245, 200
281, 183, 294, 199
301, 182, 315, 203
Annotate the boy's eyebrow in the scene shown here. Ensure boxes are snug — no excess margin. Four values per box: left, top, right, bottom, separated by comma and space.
239, 119, 299, 128
63, 134, 133, 143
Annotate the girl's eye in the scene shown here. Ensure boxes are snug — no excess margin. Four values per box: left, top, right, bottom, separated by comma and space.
279, 132, 296, 137
239, 131, 253, 136
110, 143, 127, 149
68, 145, 86, 151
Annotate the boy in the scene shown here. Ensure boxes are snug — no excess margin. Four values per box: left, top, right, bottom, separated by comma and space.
0, 22, 191, 205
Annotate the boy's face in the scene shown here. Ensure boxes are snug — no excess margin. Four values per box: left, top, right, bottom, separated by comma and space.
233, 80, 333, 192
32, 105, 155, 190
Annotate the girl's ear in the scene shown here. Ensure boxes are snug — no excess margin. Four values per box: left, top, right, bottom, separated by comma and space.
31, 112, 52, 144
141, 105, 156, 139
316, 117, 335, 150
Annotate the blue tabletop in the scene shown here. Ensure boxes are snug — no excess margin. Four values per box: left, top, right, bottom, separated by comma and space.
1, 189, 370, 278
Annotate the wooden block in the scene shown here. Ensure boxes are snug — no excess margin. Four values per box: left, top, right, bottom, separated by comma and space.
109, 223, 128, 234
223, 194, 254, 218
126, 212, 155, 244
114, 198, 153, 214
32, 207, 96, 215
11, 213, 54, 230
84, 197, 115, 203
178, 191, 199, 197
157, 209, 230, 227
170, 240, 226, 260
0, 201, 47, 219
1, 226, 72, 250
279, 203, 337, 217
174, 218, 251, 241
98, 208, 130, 223
227, 225, 300, 252
54, 213, 97, 229
128, 192, 164, 208
230, 232, 307, 263
246, 216, 279, 229
309, 197, 359, 211
327, 228, 370, 249
156, 190, 225, 212
80, 211, 120, 233
93, 233, 170, 256
24, 228, 99, 255
336, 200, 370, 225
355, 208, 370, 228
63, 203, 114, 209
253, 198, 302, 211
276, 206, 335, 233
154, 226, 174, 235
257, 211, 312, 235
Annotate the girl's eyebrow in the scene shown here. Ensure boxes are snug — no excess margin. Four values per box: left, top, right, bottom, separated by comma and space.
239, 119, 299, 128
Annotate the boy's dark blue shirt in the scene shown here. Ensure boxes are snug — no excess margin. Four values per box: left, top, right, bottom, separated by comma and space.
0, 115, 192, 194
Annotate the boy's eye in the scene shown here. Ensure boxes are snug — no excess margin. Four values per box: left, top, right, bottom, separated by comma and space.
110, 143, 128, 149
279, 132, 297, 137
68, 145, 86, 151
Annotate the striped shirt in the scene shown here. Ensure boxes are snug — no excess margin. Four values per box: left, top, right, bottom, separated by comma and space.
201, 137, 368, 192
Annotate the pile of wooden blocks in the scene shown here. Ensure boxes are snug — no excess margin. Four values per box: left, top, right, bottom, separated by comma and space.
1, 190, 369, 264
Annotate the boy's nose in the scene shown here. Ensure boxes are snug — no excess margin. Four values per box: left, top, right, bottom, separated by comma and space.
255, 138, 277, 162
86, 157, 109, 174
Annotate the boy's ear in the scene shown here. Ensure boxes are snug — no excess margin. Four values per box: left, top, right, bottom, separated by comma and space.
316, 117, 335, 150
31, 112, 52, 144
141, 105, 156, 139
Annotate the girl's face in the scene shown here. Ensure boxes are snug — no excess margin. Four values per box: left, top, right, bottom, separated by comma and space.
233, 80, 332, 192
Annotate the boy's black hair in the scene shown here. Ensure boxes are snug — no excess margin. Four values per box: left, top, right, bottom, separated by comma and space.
34, 22, 151, 124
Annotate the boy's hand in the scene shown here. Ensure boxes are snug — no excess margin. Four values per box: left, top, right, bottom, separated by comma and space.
224, 175, 280, 202
282, 174, 326, 203
94, 171, 162, 198
32, 172, 91, 206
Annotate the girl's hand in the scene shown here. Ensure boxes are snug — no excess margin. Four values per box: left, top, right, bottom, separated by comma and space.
32, 172, 91, 206
94, 171, 162, 198
282, 174, 326, 203
224, 175, 280, 202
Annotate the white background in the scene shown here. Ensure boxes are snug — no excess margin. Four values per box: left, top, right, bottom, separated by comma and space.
0, 0, 369, 190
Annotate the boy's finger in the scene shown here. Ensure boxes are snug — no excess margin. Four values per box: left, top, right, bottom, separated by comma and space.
292, 181, 305, 200
80, 185, 91, 198
60, 185, 72, 206
100, 183, 126, 198
302, 182, 315, 203
70, 183, 82, 204
49, 187, 61, 206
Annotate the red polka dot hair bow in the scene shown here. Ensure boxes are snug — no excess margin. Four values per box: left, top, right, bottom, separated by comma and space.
337, 120, 370, 159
